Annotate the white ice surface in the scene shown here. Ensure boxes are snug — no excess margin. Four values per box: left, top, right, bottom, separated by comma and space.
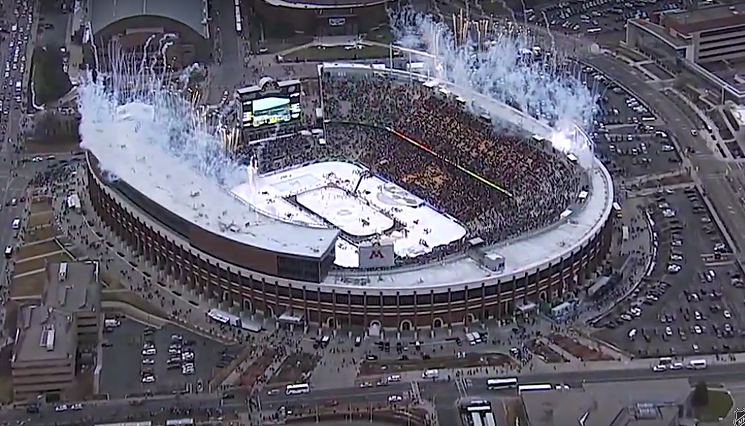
81, 102, 338, 258
297, 187, 394, 237
232, 161, 467, 268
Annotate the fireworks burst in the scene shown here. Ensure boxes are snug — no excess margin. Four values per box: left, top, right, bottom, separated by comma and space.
391, 10, 598, 167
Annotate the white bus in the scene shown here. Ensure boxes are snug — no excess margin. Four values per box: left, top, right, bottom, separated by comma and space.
487, 377, 518, 390
285, 383, 310, 395
466, 405, 491, 412
687, 359, 707, 370
518, 384, 554, 393
470, 412, 483, 426
484, 413, 497, 426
165, 420, 194, 426
622, 226, 629, 241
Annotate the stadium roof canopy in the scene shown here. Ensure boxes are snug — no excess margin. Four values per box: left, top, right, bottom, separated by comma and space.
89, 0, 207, 39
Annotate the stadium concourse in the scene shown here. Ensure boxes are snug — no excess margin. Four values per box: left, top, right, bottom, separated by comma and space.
83, 63, 614, 329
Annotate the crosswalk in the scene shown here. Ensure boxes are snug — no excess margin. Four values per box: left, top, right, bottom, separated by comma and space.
455, 378, 472, 398
410, 381, 421, 401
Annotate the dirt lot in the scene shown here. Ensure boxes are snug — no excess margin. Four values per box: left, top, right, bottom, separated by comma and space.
549, 334, 616, 362
25, 225, 61, 243
239, 349, 277, 387
30, 201, 52, 214
14, 252, 70, 275
16, 241, 59, 260
527, 340, 568, 363
28, 211, 53, 228
10, 273, 45, 298
269, 352, 321, 385
359, 352, 514, 376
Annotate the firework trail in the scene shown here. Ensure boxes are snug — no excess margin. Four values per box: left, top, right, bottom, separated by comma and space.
77, 38, 246, 191
391, 9, 598, 167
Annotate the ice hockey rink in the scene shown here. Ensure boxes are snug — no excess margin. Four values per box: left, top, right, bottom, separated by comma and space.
232, 161, 467, 268
296, 187, 394, 236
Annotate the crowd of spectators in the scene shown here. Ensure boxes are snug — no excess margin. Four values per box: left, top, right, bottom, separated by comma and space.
241, 71, 582, 267
319, 72, 581, 244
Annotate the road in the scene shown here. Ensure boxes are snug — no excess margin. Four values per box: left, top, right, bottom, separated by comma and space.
5, 361, 745, 425
584, 54, 745, 260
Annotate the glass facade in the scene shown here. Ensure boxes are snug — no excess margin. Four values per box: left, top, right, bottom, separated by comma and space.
635, 26, 686, 72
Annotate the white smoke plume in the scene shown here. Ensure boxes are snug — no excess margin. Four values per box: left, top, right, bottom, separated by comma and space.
77, 38, 246, 190
390, 9, 598, 167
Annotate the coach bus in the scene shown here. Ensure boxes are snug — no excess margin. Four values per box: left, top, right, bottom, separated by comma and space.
286, 383, 310, 395
466, 401, 492, 412
517, 384, 554, 393
486, 377, 518, 390
95, 423, 152, 426
484, 413, 497, 426
165, 420, 194, 426
470, 412, 483, 426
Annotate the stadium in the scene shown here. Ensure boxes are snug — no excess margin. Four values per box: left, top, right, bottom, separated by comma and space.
248, 0, 390, 37
83, 59, 614, 331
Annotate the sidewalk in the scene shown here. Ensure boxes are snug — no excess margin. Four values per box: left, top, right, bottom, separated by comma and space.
50, 170, 248, 344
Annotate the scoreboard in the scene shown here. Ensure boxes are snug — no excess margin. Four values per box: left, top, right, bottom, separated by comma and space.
237, 79, 301, 129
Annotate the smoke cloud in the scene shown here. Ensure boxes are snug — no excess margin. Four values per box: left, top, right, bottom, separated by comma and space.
390, 10, 598, 167
77, 39, 246, 190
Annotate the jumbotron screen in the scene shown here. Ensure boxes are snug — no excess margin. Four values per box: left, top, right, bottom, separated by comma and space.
240, 84, 301, 128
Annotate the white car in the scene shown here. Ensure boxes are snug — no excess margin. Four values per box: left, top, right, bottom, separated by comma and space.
70, 403, 83, 411
388, 395, 404, 402
724, 310, 732, 319
667, 264, 682, 274
141, 375, 156, 383
181, 365, 195, 375
652, 365, 666, 372
141, 348, 156, 356
54, 404, 68, 412
182, 351, 194, 361
142, 358, 155, 365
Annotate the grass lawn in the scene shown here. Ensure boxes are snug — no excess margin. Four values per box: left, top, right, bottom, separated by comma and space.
695, 390, 734, 422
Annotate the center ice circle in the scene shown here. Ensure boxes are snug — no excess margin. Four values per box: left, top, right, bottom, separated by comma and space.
337, 209, 353, 216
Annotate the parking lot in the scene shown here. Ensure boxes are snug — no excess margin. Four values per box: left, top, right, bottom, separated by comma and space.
580, 68, 682, 178
595, 188, 742, 358
100, 318, 232, 398
487, 0, 688, 40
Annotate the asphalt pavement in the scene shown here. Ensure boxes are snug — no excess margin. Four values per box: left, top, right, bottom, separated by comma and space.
101, 319, 231, 399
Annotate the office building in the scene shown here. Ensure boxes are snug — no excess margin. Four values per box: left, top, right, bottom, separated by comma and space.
10, 262, 101, 401
42, 261, 101, 339
11, 306, 76, 401
624, 3, 745, 102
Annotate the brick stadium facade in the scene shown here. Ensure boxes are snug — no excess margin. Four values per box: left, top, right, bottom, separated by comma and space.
86, 153, 613, 330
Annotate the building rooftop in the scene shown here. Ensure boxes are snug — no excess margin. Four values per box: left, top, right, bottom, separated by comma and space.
701, 60, 745, 92
521, 379, 691, 426
662, 4, 745, 34
41, 262, 100, 313
89, 0, 208, 39
13, 305, 75, 363
261, 0, 387, 9
632, 19, 690, 48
